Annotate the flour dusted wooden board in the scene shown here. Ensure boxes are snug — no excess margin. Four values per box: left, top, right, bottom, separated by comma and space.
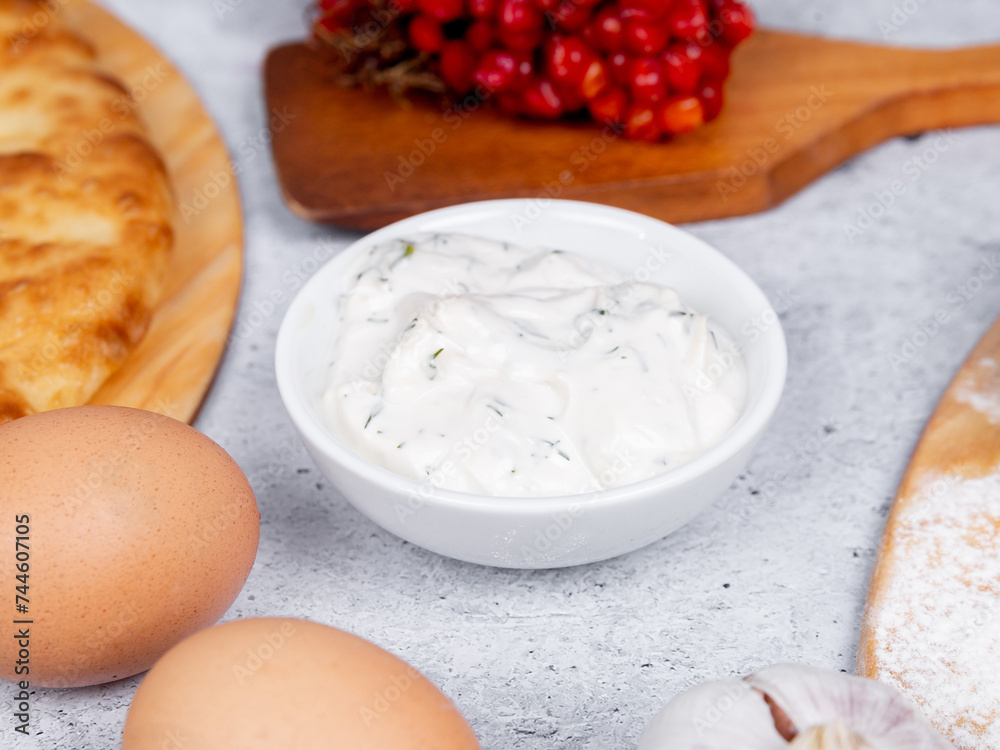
264, 30, 1000, 229
859, 314, 1000, 749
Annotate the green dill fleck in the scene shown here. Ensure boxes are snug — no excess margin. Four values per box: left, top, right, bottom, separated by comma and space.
487, 404, 504, 417
389, 243, 416, 270
397, 443, 405, 449
557, 450, 571, 461
432, 348, 443, 359
364, 414, 373, 429
607, 346, 620, 354
598, 309, 607, 315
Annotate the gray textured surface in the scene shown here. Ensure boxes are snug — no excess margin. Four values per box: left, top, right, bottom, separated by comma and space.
11, 1, 1000, 748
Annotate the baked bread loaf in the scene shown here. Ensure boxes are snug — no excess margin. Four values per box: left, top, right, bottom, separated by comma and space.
0, 0, 173, 423
859, 319, 1000, 750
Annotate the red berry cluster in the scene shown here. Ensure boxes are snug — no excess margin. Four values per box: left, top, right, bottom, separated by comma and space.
313, 0, 755, 141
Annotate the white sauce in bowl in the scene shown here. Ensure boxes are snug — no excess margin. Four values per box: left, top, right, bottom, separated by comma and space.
321, 234, 747, 497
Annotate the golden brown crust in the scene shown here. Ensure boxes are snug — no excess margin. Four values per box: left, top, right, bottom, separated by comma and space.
0, 0, 173, 423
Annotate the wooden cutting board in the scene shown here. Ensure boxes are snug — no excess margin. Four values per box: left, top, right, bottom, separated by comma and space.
859, 314, 1000, 749
264, 30, 1000, 229
66, 0, 243, 423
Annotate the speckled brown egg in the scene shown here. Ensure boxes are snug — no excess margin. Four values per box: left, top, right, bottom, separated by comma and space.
0, 406, 260, 688
121, 617, 481, 750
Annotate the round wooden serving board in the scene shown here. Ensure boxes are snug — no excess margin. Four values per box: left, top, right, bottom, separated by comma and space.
67, 0, 243, 423
859, 314, 1000, 748
265, 30, 1000, 229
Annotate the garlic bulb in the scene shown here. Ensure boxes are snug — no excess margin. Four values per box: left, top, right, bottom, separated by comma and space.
637, 664, 952, 750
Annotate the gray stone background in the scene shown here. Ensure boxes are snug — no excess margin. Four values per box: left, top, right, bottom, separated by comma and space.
14, 0, 1000, 747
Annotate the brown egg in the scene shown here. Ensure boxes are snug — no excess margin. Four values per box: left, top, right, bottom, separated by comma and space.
0, 406, 260, 687
122, 617, 481, 750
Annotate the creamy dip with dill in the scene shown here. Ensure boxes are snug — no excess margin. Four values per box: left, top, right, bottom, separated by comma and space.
321, 234, 747, 497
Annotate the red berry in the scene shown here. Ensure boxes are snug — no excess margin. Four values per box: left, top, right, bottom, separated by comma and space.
697, 79, 724, 120
661, 43, 701, 94
628, 56, 667, 105
440, 41, 478, 93
550, 0, 593, 31
512, 49, 536, 85
587, 6, 624, 52
622, 17, 669, 55
468, 0, 496, 16
408, 14, 445, 52
316, 0, 358, 28
580, 57, 609, 99
667, 0, 709, 41
717, 1, 755, 45
588, 86, 627, 124
474, 49, 520, 91
700, 40, 730, 81
497, 23, 544, 50
520, 78, 565, 118
608, 51, 632, 87
618, 0, 671, 21
556, 81, 587, 112
387, 0, 420, 13
466, 19, 494, 51
545, 35, 591, 86
657, 94, 704, 135
418, 0, 465, 23
499, 0, 543, 32
624, 104, 661, 140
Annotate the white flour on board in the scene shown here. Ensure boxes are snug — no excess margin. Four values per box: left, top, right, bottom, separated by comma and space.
872, 471, 1000, 749
954, 357, 1000, 424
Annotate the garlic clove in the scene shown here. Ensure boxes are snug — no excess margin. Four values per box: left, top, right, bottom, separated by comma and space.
788, 722, 872, 750
637, 664, 953, 750
747, 664, 952, 750
637, 677, 788, 750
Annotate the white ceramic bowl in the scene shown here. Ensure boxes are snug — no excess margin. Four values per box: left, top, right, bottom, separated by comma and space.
276, 200, 786, 568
